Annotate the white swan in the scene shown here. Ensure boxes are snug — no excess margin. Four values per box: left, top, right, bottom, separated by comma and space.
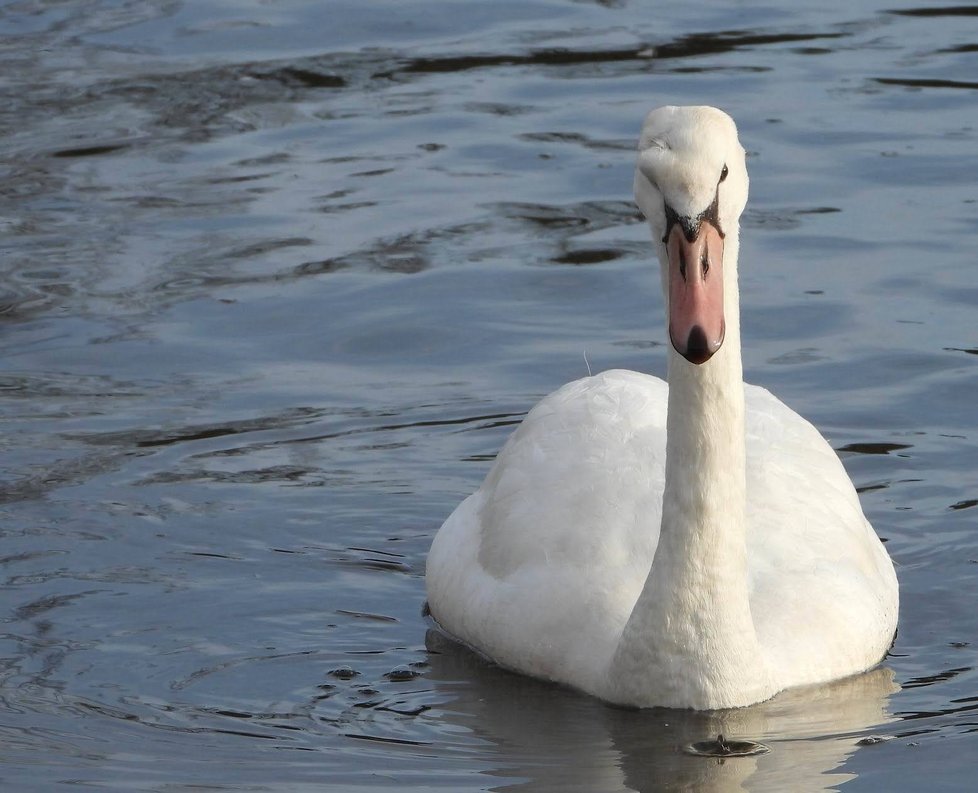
426, 105, 898, 710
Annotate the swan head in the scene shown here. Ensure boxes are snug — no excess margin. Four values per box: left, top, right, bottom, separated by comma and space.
633, 106, 748, 364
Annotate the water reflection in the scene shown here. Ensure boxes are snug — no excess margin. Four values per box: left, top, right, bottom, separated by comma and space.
427, 631, 898, 791
379, 29, 848, 79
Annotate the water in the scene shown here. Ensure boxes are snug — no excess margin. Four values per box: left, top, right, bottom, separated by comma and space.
0, 1, 975, 789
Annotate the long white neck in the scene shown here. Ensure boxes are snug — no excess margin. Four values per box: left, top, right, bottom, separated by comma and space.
610, 230, 773, 709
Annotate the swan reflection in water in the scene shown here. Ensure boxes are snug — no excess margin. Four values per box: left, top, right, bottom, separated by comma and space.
426, 629, 898, 793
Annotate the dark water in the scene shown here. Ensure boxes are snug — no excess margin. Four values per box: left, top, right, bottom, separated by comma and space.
0, 1, 975, 790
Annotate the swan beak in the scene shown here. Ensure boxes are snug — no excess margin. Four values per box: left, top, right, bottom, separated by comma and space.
666, 220, 725, 365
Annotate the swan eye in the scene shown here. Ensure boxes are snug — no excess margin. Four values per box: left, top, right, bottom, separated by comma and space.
719, 164, 729, 183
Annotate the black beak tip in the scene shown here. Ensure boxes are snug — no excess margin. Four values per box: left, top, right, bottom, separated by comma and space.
679, 325, 714, 365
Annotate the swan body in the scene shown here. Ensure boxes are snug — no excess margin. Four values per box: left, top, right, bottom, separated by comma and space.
426, 106, 898, 709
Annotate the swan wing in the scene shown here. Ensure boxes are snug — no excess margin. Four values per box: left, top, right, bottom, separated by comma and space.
744, 384, 899, 684
427, 369, 667, 689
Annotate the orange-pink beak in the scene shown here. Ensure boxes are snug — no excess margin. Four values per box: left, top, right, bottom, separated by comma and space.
666, 220, 725, 365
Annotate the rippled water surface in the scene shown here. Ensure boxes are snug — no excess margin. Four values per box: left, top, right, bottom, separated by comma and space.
0, 1, 975, 790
